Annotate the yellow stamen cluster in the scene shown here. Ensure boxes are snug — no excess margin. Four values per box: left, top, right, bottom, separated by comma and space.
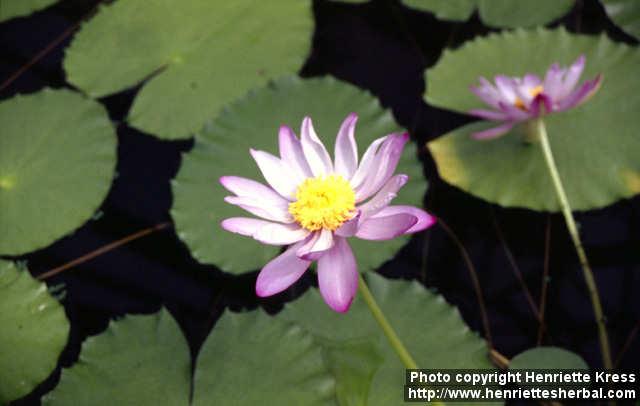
289, 175, 356, 231
514, 85, 545, 111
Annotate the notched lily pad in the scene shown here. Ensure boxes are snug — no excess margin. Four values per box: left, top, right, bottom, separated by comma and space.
64, 0, 313, 140
43, 309, 191, 406
426, 28, 640, 211
0, 88, 116, 255
401, 0, 573, 28
281, 273, 494, 406
0, 260, 69, 404
601, 0, 640, 40
193, 311, 335, 405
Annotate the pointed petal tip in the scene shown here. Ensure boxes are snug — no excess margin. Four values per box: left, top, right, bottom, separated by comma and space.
279, 124, 294, 134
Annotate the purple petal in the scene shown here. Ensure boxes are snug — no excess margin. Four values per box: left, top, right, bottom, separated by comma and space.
220, 176, 289, 207
371, 205, 436, 234
557, 55, 586, 100
253, 222, 310, 245
354, 133, 409, 202
494, 75, 519, 103
300, 116, 333, 177
521, 73, 542, 88
334, 211, 360, 237
470, 77, 503, 109
317, 237, 358, 313
334, 113, 359, 180
355, 212, 417, 241
357, 174, 408, 219
221, 217, 309, 245
255, 240, 312, 297
555, 74, 602, 112
221, 217, 275, 237
296, 228, 334, 260
543, 63, 565, 100
471, 122, 515, 140
224, 196, 293, 223
278, 126, 312, 179
250, 149, 298, 200
350, 136, 386, 190
469, 109, 509, 121
513, 74, 542, 105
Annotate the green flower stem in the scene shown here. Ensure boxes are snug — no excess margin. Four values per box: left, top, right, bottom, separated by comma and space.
358, 274, 445, 406
535, 118, 613, 370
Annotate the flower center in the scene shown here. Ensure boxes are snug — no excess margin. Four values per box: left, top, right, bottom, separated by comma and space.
514, 85, 544, 111
288, 175, 356, 231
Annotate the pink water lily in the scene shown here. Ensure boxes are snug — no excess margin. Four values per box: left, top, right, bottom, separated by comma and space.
469, 55, 602, 140
220, 114, 436, 312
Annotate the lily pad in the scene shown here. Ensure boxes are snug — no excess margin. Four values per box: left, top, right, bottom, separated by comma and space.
401, 0, 476, 21
401, 0, 573, 28
426, 28, 640, 211
64, 0, 313, 140
509, 347, 588, 370
0, 0, 58, 22
43, 309, 191, 406
171, 76, 426, 273
0, 260, 69, 404
192, 311, 336, 405
601, 0, 640, 40
281, 273, 494, 406
0, 89, 116, 255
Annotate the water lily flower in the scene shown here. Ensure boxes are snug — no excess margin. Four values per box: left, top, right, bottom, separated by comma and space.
220, 114, 436, 312
469, 55, 602, 139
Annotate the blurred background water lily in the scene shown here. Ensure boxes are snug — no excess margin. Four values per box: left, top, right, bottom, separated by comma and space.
220, 114, 435, 312
469, 55, 602, 139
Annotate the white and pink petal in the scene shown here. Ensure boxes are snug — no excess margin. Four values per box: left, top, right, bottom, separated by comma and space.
296, 228, 334, 260
250, 149, 300, 200
278, 126, 312, 180
371, 205, 436, 234
334, 113, 359, 180
355, 212, 418, 241
317, 237, 358, 313
255, 240, 312, 297
301, 116, 333, 176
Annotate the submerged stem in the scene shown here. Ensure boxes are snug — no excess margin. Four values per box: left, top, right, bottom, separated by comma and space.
535, 118, 613, 369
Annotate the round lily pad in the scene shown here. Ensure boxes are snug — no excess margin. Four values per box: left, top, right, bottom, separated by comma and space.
401, 0, 573, 28
0, 89, 116, 255
43, 309, 191, 406
281, 273, 494, 406
192, 311, 335, 406
64, 0, 313, 140
171, 76, 426, 273
0, 260, 69, 404
426, 28, 640, 211
0, 0, 58, 22
601, 0, 640, 40
510, 346, 589, 370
